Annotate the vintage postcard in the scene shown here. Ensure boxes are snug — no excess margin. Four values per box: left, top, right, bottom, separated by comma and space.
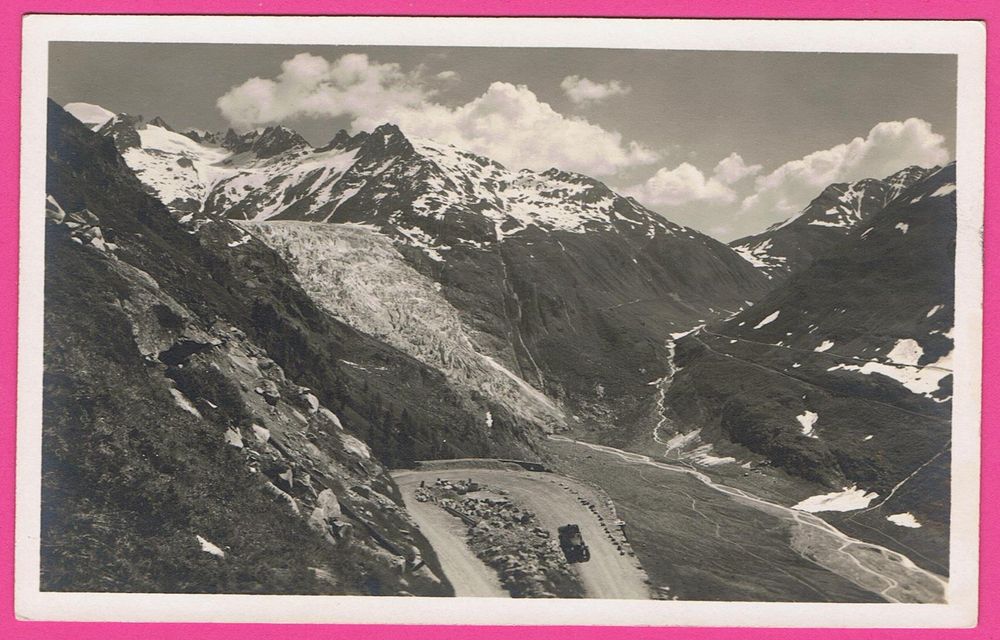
15, 14, 985, 628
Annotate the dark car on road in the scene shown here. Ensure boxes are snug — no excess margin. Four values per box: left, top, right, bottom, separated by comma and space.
557, 524, 591, 563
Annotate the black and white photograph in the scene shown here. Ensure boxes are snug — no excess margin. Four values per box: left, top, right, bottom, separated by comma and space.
15, 16, 985, 627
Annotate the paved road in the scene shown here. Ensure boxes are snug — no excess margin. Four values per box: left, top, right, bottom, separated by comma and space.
393, 467, 651, 599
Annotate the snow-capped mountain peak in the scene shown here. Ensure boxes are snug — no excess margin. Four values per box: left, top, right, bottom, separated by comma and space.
247, 125, 311, 158
731, 165, 934, 278
98, 112, 700, 255
63, 102, 115, 131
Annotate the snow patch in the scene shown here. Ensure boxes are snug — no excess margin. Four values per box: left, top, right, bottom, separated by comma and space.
926, 304, 943, 318
827, 348, 952, 398
814, 340, 834, 353
894, 222, 909, 234
685, 443, 735, 467
796, 410, 819, 438
753, 310, 780, 329
808, 219, 848, 228
793, 486, 879, 513
663, 429, 701, 453
886, 338, 924, 366
886, 512, 922, 528
169, 388, 202, 418
930, 184, 956, 198
196, 535, 225, 558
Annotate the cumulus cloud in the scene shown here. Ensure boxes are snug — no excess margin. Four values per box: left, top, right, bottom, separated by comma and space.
739, 118, 950, 224
217, 53, 657, 177
560, 75, 631, 106
623, 154, 756, 207
713, 153, 762, 185
217, 53, 427, 129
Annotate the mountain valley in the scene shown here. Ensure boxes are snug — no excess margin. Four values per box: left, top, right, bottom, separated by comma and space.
40, 99, 960, 602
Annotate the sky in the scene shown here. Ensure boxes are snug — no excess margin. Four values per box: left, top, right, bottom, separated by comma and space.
49, 43, 957, 241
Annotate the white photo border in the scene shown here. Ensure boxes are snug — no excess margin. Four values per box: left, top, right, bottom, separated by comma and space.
16, 14, 986, 628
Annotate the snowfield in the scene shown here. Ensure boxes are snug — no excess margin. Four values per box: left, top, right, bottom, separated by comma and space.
827, 347, 952, 399
792, 486, 879, 513
64, 102, 115, 130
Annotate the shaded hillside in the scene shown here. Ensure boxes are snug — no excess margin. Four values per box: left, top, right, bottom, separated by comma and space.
659, 164, 957, 571
41, 99, 541, 594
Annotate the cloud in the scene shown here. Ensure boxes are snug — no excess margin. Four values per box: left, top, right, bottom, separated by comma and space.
739, 118, 950, 225
217, 53, 657, 177
560, 75, 631, 106
436, 70, 459, 81
713, 153, 762, 185
623, 152, 760, 207
217, 53, 428, 129
623, 161, 738, 208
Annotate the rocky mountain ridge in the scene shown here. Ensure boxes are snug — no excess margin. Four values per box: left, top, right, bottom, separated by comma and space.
83, 105, 771, 440
731, 165, 934, 278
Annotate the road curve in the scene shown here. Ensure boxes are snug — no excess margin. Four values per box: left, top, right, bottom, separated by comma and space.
393, 467, 651, 599
395, 470, 507, 597
548, 435, 947, 604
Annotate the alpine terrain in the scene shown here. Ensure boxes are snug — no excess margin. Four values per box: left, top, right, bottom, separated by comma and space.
42, 99, 958, 604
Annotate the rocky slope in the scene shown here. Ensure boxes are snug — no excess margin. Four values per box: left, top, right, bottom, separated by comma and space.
87, 107, 770, 440
731, 166, 933, 279
42, 99, 545, 594
656, 164, 957, 572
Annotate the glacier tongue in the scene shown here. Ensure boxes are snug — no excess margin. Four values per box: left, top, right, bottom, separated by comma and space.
246, 221, 565, 431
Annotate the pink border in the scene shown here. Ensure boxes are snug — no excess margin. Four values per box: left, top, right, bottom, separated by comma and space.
2, 1, 994, 638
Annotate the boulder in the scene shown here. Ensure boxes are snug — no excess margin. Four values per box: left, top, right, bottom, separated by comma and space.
309, 567, 338, 586
251, 424, 270, 443
263, 481, 300, 514
254, 379, 281, 405
45, 196, 66, 224
223, 427, 244, 448
318, 407, 343, 430
256, 357, 286, 381
300, 391, 320, 414
64, 208, 100, 228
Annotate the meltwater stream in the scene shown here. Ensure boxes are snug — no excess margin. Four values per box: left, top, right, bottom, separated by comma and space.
547, 434, 947, 603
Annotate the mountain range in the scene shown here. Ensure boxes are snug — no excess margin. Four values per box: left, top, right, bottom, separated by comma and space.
46, 100, 958, 595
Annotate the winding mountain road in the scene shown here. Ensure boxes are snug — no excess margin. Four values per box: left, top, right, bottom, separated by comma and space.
393, 467, 651, 599
547, 435, 948, 603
